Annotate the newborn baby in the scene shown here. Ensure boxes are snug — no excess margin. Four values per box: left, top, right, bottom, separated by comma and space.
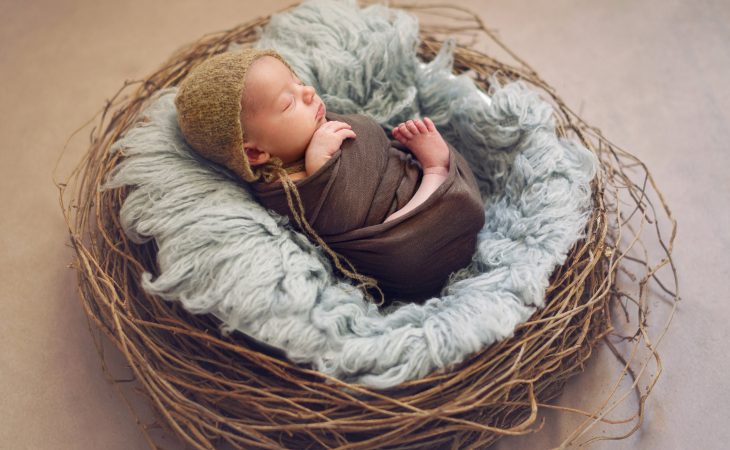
175, 48, 485, 305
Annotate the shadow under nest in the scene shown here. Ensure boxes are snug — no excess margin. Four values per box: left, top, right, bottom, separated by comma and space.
58, 3, 678, 449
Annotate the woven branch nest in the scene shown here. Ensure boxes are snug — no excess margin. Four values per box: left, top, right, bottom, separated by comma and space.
57, 2, 679, 449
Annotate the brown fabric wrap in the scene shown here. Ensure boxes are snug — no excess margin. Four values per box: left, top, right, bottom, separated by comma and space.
251, 112, 485, 303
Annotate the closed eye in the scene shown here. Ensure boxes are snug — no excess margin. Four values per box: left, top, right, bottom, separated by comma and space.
285, 81, 305, 110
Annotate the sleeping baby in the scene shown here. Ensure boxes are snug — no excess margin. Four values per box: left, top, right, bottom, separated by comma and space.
174, 48, 485, 306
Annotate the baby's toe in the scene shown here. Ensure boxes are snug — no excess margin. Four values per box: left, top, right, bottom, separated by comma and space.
406, 120, 419, 134
424, 117, 437, 133
414, 119, 428, 133
398, 123, 414, 139
393, 128, 409, 144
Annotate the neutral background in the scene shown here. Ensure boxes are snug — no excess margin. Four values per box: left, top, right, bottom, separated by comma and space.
2, 0, 728, 448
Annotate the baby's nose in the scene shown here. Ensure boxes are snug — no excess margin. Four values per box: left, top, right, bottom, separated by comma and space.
303, 85, 315, 101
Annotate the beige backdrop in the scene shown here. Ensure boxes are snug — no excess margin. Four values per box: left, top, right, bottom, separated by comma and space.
2, 0, 727, 448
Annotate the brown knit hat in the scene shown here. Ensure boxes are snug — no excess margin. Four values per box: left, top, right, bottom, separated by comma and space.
174, 48, 295, 182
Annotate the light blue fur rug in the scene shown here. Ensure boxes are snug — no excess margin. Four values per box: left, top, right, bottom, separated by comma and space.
100, 0, 598, 389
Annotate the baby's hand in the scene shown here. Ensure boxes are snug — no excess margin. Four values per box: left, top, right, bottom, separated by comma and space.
392, 117, 449, 174
305, 121, 356, 175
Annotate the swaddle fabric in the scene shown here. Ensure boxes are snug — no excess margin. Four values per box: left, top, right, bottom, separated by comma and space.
252, 111, 485, 302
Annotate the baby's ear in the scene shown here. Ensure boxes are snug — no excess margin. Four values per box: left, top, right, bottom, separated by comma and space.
243, 144, 270, 166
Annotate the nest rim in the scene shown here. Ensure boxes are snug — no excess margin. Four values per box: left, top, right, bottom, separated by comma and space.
56, 2, 678, 449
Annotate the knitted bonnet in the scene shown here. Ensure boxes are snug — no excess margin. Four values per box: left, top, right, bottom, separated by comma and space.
174, 48, 296, 182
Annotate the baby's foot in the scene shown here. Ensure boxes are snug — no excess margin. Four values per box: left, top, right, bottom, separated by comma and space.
392, 117, 449, 174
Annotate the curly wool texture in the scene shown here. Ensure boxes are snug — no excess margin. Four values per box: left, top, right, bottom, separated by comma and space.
100, 0, 598, 389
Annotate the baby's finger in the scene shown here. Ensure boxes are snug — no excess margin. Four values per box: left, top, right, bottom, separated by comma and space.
319, 121, 341, 131
424, 117, 436, 133
414, 119, 428, 133
328, 121, 352, 130
338, 129, 356, 139
336, 128, 356, 137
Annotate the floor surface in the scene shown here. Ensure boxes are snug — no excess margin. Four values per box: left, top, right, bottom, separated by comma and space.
2, 0, 728, 448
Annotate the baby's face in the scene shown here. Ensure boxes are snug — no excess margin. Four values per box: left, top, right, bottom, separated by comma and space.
240, 56, 326, 165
